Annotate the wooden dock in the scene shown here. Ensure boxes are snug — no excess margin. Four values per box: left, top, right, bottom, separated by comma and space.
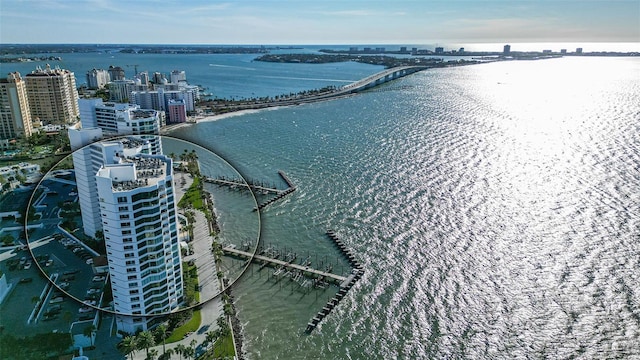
222, 246, 347, 283
253, 170, 297, 211
304, 230, 365, 334
203, 177, 283, 194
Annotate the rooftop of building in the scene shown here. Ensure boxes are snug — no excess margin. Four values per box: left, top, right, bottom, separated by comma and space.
130, 109, 157, 119
107, 155, 169, 192
26, 64, 73, 77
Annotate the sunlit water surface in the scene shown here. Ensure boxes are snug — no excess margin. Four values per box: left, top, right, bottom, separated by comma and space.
172, 57, 639, 359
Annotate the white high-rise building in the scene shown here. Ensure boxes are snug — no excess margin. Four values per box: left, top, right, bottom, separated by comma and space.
170, 70, 186, 84
130, 88, 196, 113
69, 128, 154, 238
86, 69, 111, 89
96, 152, 183, 333
79, 99, 162, 154
71, 99, 162, 237
108, 79, 135, 103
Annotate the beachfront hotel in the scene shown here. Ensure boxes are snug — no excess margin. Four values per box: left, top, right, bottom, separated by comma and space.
0, 72, 33, 145
96, 151, 183, 333
24, 64, 79, 124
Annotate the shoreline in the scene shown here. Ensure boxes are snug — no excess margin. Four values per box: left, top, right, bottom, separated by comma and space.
163, 105, 300, 134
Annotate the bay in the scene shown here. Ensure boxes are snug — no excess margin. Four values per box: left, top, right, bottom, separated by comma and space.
170, 56, 640, 359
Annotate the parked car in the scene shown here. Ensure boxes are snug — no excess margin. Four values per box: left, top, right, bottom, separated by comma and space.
87, 288, 100, 295
19, 278, 33, 283
45, 259, 54, 267
23, 261, 32, 270
50, 296, 64, 303
92, 276, 105, 282
78, 307, 92, 313
63, 269, 79, 275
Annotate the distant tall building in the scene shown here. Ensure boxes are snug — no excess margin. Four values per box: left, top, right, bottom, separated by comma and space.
25, 64, 79, 124
136, 72, 149, 87
108, 66, 126, 81
96, 151, 183, 333
503, 44, 511, 54
170, 70, 186, 84
130, 87, 197, 113
435, 47, 444, 54
0, 72, 33, 140
576, 48, 583, 54
108, 79, 135, 103
152, 72, 166, 85
167, 99, 187, 124
86, 69, 111, 89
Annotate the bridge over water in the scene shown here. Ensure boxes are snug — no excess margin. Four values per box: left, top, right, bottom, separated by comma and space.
173, 65, 431, 126
338, 65, 429, 94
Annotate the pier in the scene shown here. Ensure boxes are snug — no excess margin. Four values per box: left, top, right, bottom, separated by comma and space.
203, 170, 298, 211
219, 228, 364, 334
203, 177, 283, 194
304, 230, 365, 334
254, 171, 297, 211
222, 245, 347, 283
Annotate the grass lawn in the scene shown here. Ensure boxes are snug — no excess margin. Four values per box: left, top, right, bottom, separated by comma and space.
178, 176, 204, 210
199, 331, 235, 360
213, 332, 235, 358
166, 310, 201, 343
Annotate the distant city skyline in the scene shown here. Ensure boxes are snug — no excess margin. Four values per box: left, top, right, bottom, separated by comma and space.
1, 0, 638, 45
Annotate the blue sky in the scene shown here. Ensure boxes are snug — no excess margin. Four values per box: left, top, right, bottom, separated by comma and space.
0, 0, 638, 44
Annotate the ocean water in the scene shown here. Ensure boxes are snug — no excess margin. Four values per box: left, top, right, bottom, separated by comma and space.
169, 56, 640, 359
0, 51, 384, 99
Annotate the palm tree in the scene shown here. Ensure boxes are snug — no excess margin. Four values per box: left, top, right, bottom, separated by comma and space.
155, 324, 168, 355
83, 325, 96, 346
119, 336, 138, 360
204, 330, 218, 347
146, 348, 159, 360
163, 348, 174, 360
136, 330, 156, 358
183, 345, 195, 360
175, 344, 186, 360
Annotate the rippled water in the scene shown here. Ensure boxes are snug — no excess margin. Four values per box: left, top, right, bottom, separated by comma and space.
171, 57, 640, 359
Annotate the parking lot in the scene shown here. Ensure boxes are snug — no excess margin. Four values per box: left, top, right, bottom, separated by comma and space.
0, 174, 108, 337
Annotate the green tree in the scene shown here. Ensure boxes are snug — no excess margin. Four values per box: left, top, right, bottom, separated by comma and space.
136, 330, 156, 358
83, 325, 96, 346
155, 323, 168, 355
1, 233, 15, 246
175, 343, 186, 360
119, 336, 138, 360
146, 348, 159, 360
159, 348, 174, 360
